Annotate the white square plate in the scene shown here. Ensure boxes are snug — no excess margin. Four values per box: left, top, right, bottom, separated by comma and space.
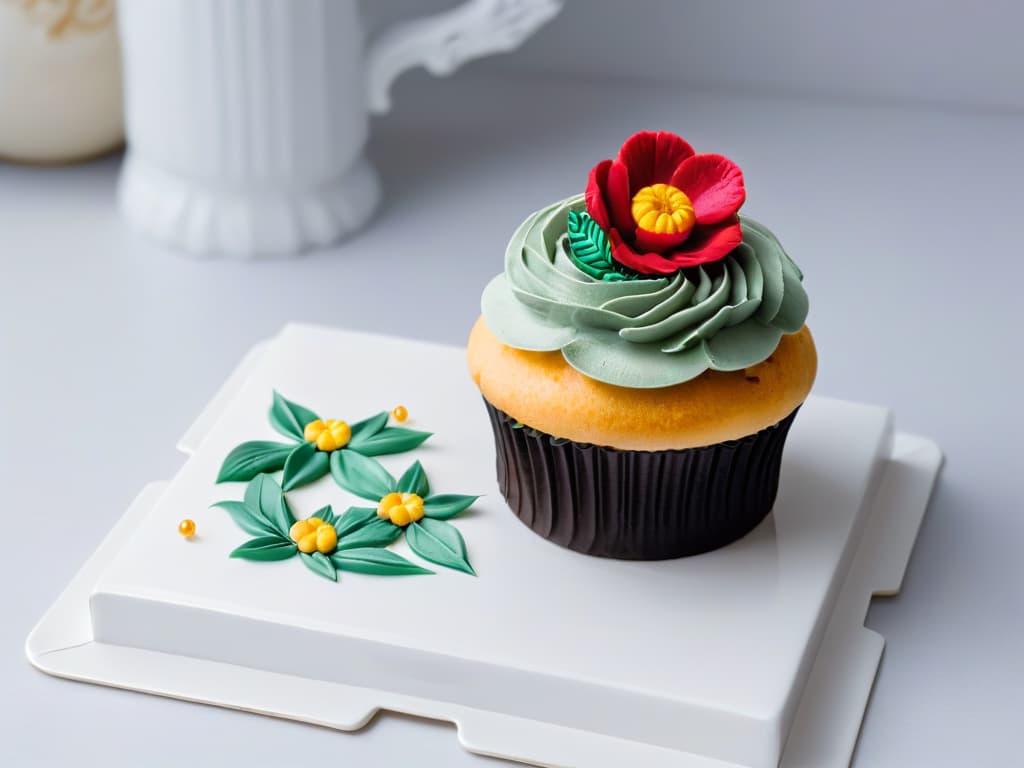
27, 325, 942, 768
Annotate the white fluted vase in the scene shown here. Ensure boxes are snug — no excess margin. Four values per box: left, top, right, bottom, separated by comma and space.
116, 0, 563, 258
118, 0, 378, 257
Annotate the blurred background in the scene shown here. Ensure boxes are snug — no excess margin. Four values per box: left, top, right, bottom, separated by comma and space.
2, 1, 1022, 766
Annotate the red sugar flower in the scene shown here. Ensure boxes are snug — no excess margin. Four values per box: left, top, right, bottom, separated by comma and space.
585, 131, 746, 274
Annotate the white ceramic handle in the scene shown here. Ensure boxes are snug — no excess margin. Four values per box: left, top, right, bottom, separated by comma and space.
366, 0, 562, 114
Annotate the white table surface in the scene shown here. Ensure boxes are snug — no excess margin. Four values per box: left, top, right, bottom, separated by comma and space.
2, 71, 1022, 767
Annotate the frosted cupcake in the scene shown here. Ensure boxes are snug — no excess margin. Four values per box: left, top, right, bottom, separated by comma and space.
467, 130, 816, 559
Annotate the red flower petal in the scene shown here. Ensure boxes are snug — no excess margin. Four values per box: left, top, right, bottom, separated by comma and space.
664, 218, 744, 267
670, 154, 746, 225
585, 160, 613, 229
608, 229, 682, 275
605, 160, 635, 234
609, 219, 743, 274
634, 225, 692, 253
617, 131, 695, 192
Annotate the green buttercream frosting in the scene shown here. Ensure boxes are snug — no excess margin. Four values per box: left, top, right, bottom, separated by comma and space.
480, 194, 809, 388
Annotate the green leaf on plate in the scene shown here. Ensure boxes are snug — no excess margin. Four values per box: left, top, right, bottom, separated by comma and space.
396, 460, 429, 496
423, 494, 479, 520
230, 536, 297, 561
333, 506, 379, 537
243, 474, 295, 538
300, 551, 337, 581
330, 450, 396, 500
349, 427, 431, 457
310, 504, 337, 529
406, 518, 475, 575
216, 440, 294, 483
332, 547, 433, 576
268, 391, 320, 442
281, 441, 329, 491
347, 411, 389, 446
211, 500, 279, 537
336, 518, 401, 550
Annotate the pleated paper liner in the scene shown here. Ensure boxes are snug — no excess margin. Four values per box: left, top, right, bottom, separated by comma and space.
485, 400, 799, 560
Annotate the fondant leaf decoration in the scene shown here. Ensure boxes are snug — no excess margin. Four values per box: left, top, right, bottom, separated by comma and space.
230, 536, 297, 561
244, 474, 295, 538
332, 547, 433, 576
334, 506, 379, 538
216, 441, 294, 483
397, 460, 430, 497
300, 552, 338, 582
349, 427, 432, 457
336, 518, 401, 551
211, 500, 278, 538
347, 411, 389, 445
281, 441, 329, 492
268, 391, 320, 442
566, 210, 631, 282
330, 450, 396, 500
312, 504, 338, 530
406, 518, 475, 575
422, 494, 480, 520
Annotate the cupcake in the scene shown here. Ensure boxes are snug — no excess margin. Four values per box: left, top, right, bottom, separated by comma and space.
467, 130, 816, 560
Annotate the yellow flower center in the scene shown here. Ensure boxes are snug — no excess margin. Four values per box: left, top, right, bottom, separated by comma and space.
289, 517, 338, 554
303, 419, 351, 452
631, 183, 696, 235
377, 492, 425, 527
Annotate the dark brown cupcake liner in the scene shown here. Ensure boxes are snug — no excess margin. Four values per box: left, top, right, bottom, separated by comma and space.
484, 400, 799, 560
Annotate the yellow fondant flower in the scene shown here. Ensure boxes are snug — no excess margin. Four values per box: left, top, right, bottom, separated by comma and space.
303, 419, 352, 452
377, 492, 425, 527
289, 517, 338, 554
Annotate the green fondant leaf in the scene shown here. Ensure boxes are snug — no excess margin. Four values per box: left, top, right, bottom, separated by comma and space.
334, 506, 379, 538
311, 504, 338, 529
349, 427, 431, 457
300, 552, 338, 581
330, 450, 396, 500
406, 518, 475, 575
244, 474, 295, 538
230, 536, 297, 561
566, 210, 632, 282
347, 411, 389, 445
211, 500, 279, 537
396, 460, 430, 496
281, 441, 329, 491
216, 441, 294, 483
336, 518, 401, 550
332, 548, 433, 577
268, 391, 319, 442
423, 494, 479, 520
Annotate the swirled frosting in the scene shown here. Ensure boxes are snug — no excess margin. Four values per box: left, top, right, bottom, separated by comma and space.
480, 195, 809, 388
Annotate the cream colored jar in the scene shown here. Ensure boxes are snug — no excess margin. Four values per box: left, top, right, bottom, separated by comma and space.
0, 0, 123, 164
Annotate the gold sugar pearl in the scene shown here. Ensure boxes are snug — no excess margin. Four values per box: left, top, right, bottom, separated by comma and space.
178, 519, 196, 538
392, 405, 408, 423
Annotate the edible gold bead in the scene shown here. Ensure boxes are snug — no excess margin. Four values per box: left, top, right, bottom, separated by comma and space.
392, 405, 408, 423
178, 519, 196, 538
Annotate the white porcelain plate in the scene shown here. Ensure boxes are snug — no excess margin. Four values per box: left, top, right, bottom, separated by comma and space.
26, 324, 942, 768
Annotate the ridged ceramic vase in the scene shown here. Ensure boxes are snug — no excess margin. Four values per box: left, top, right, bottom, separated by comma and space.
116, 0, 562, 258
